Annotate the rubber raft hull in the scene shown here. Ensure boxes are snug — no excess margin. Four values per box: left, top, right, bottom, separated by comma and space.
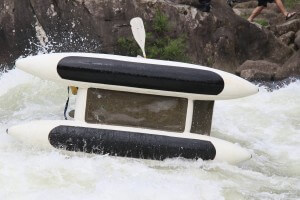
49, 126, 216, 160
57, 56, 224, 96
15, 53, 258, 100
7, 121, 251, 164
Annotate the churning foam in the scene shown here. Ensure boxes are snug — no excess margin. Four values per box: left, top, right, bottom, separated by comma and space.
0, 69, 299, 200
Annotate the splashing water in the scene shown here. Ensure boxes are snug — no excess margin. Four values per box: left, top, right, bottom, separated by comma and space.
0, 68, 299, 200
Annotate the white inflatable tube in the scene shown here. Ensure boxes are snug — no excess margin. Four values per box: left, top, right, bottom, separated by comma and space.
16, 53, 258, 100
7, 120, 251, 164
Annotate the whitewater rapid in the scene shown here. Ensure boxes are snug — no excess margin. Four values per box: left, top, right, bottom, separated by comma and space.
0, 69, 299, 200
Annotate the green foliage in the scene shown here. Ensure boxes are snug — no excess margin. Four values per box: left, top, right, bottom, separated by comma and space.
240, 14, 248, 20
255, 19, 269, 27
117, 37, 141, 57
162, 37, 188, 61
153, 11, 170, 35
206, 57, 214, 67
285, 0, 299, 8
117, 11, 189, 62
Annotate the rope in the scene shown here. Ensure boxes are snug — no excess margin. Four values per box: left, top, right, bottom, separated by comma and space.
64, 87, 70, 120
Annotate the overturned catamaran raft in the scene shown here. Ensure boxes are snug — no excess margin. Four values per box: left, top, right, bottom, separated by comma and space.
8, 52, 258, 164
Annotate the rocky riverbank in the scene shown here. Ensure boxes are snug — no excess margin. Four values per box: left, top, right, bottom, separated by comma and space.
0, 0, 299, 80
233, 0, 300, 80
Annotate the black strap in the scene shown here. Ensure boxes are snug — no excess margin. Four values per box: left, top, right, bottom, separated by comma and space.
64, 87, 70, 120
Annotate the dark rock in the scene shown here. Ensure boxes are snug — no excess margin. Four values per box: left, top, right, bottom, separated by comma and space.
274, 19, 300, 36
267, 4, 281, 14
275, 51, 300, 80
233, 1, 257, 9
295, 31, 300, 49
0, 0, 294, 73
269, 9, 300, 28
237, 60, 281, 73
289, 43, 297, 51
296, 30, 300, 38
234, 8, 278, 19
237, 60, 281, 80
233, 1, 281, 26
279, 31, 295, 45
240, 69, 272, 81
172, 0, 198, 5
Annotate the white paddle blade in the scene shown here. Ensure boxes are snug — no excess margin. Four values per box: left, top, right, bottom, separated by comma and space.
130, 17, 146, 58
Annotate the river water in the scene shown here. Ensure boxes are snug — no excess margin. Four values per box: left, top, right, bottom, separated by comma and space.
0, 68, 299, 200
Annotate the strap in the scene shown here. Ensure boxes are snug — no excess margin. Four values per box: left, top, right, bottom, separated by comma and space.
64, 87, 70, 120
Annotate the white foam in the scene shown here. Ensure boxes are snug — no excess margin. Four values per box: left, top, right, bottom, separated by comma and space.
0, 69, 34, 96
0, 70, 300, 199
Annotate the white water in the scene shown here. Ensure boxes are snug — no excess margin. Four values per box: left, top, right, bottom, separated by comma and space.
0, 69, 299, 200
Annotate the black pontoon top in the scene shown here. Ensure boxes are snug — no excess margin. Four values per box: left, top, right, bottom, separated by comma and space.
57, 56, 225, 95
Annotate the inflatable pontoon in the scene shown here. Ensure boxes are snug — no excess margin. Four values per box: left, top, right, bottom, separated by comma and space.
7, 53, 258, 164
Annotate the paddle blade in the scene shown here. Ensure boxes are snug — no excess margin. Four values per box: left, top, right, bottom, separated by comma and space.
130, 17, 146, 58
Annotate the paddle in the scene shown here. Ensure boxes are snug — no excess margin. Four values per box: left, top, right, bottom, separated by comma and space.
130, 17, 146, 58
